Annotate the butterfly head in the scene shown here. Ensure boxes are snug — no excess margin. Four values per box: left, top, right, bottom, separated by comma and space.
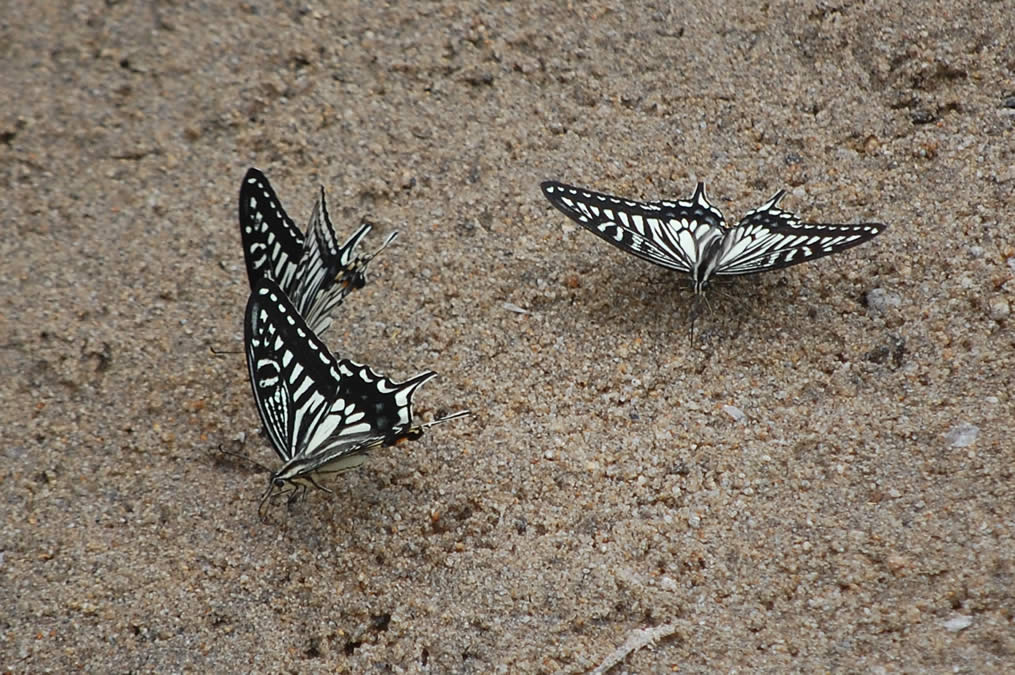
258, 471, 334, 519
258, 474, 290, 520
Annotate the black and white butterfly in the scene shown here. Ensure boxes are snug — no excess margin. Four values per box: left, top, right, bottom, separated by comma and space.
239, 167, 398, 336
244, 276, 469, 516
541, 181, 886, 294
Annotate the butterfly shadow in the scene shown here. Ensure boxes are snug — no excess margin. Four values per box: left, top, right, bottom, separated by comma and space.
572, 264, 778, 340
575, 267, 819, 377
206, 431, 300, 519
208, 430, 404, 531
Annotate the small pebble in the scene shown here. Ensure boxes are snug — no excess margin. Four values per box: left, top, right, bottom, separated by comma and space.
943, 614, 973, 632
988, 296, 1010, 320
866, 288, 902, 313
722, 404, 746, 422
944, 423, 979, 448
502, 302, 530, 315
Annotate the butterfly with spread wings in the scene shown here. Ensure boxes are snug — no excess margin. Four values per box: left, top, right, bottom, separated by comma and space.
541, 181, 886, 295
244, 277, 469, 517
239, 168, 398, 336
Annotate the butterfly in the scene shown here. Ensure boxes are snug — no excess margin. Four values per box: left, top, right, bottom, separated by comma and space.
541, 180, 886, 295
244, 276, 469, 517
239, 167, 398, 336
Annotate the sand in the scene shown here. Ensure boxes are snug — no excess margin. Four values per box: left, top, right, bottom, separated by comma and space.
3, 1, 1014, 672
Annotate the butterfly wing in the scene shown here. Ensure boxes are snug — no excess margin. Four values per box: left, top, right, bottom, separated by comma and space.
238, 168, 305, 292
289, 187, 369, 336
714, 191, 887, 277
292, 185, 399, 336
334, 362, 437, 439
244, 277, 339, 464
246, 276, 441, 484
541, 181, 727, 273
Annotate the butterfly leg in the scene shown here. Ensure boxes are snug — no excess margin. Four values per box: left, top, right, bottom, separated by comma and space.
286, 484, 309, 511
304, 474, 335, 495
688, 293, 708, 342
258, 482, 279, 522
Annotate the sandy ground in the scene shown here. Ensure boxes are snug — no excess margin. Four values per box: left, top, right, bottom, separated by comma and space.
3, 1, 1014, 672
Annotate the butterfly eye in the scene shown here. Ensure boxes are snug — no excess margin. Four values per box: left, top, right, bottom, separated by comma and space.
273, 477, 286, 488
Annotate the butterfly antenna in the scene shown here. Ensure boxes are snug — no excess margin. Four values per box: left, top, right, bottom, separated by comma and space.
215, 440, 273, 475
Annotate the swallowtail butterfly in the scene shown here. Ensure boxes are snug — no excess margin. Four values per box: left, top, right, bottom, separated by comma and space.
244, 277, 469, 516
239, 167, 398, 336
541, 181, 886, 294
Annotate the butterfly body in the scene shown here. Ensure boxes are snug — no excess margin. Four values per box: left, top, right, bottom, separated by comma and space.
541, 181, 886, 295
244, 277, 468, 516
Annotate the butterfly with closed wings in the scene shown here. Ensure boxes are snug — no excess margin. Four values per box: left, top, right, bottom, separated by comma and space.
239, 167, 398, 336
244, 276, 469, 517
541, 181, 886, 296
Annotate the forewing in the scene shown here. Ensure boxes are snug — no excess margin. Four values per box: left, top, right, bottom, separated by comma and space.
541, 181, 725, 273
244, 278, 338, 463
715, 192, 887, 276
238, 168, 305, 291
